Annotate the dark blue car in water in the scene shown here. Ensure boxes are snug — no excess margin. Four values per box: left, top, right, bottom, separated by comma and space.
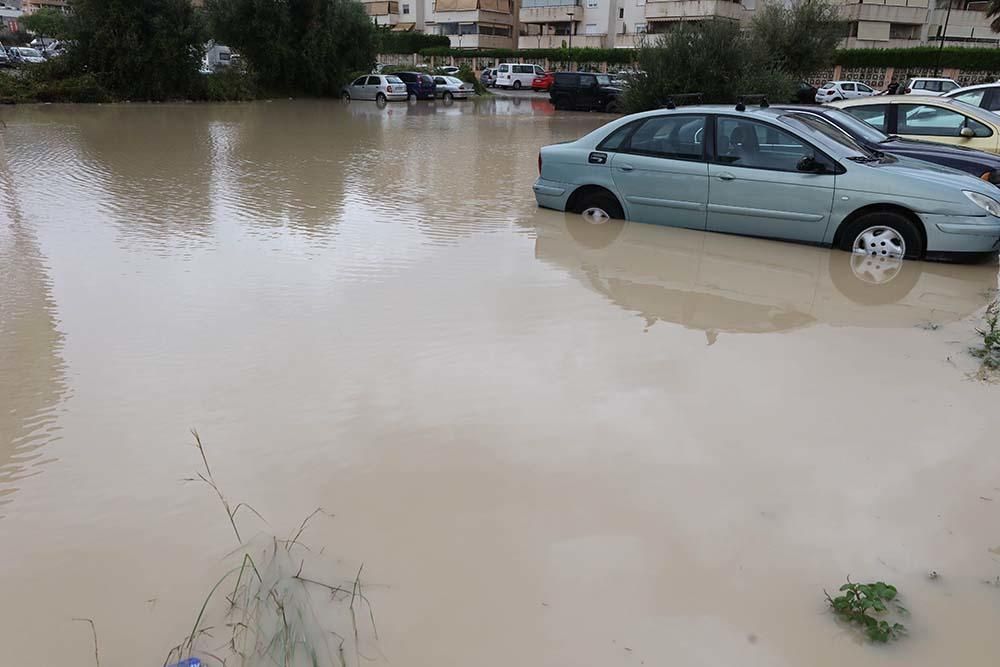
394, 72, 437, 101
779, 105, 1000, 185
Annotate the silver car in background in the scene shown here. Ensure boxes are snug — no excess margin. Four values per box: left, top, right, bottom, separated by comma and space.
432, 75, 474, 101
340, 74, 408, 103
533, 104, 1000, 261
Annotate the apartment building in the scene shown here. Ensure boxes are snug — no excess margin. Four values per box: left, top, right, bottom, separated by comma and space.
839, 0, 998, 48
20, 0, 67, 13
424, 0, 518, 49
518, 0, 746, 49
362, 0, 426, 30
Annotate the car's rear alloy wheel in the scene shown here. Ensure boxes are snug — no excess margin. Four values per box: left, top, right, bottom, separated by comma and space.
513, 81, 522, 90
443, 91, 453, 101
376, 93, 387, 104
839, 212, 922, 260
577, 191, 624, 223
341, 92, 350, 102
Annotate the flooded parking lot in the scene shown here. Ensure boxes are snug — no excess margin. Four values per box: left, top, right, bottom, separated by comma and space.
2, 98, 999, 666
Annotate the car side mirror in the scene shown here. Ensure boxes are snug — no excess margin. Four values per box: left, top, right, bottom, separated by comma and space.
960, 126, 975, 138
797, 155, 825, 173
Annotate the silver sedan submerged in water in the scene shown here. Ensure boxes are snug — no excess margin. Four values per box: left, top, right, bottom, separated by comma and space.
532, 104, 1000, 260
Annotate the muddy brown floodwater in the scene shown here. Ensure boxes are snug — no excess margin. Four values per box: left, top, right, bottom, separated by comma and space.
1, 98, 999, 666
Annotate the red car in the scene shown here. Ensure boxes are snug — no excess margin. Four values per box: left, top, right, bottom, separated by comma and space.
531, 71, 554, 92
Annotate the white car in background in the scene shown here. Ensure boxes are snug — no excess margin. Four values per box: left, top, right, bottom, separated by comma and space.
944, 82, 1000, 114
432, 75, 474, 101
815, 81, 877, 103
903, 77, 960, 96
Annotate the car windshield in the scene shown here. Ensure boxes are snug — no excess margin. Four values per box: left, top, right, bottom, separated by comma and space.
816, 108, 890, 143
385, 76, 403, 84
781, 112, 873, 157
595, 74, 611, 86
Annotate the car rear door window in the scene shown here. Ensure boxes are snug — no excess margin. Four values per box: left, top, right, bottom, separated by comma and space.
434, 76, 446, 85
898, 104, 992, 137
624, 115, 706, 160
953, 88, 987, 107
715, 118, 812, 172
843, 105, 889, 132
842, 83, 856, 92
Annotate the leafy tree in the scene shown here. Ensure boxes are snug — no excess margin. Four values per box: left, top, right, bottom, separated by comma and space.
623, 20, 794, 113
68, 0, 205, 100
751, 0, 846, 80
206, 0, 377, 96
21, 7, 69, 41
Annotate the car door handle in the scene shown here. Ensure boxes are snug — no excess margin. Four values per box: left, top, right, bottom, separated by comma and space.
619, 164, 634, 172
717, 172, 735, 181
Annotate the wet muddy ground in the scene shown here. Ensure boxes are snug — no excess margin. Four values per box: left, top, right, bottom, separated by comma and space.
1, 98, 999, 666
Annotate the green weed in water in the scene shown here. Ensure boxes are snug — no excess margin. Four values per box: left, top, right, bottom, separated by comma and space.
825, 579, 907, 643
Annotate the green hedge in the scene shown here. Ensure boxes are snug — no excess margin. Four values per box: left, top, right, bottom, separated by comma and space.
378, 31, 450, 54
417, 46, 637, 64
834, 47, 1000, 71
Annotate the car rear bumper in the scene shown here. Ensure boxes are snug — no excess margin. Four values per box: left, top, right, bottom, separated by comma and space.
533, 178, 572, 210
385, 92, 409, 101
923, 213, 1000, 253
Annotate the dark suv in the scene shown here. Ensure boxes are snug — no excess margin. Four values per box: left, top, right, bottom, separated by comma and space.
550, 72, 622, 112
395, 72, 437, 100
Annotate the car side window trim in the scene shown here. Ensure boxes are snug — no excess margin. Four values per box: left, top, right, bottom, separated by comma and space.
596, 119, 645, 152
708, 114, 841, 174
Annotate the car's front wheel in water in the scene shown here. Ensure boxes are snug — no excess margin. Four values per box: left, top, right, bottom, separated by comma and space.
839, 211, 923, 260
341, 92, 350, 102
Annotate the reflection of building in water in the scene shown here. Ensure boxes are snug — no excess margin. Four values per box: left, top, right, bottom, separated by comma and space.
0, 163, 67, 516
533, 214, 997, 334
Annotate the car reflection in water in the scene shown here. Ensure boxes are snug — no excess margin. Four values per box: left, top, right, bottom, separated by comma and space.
533, 213, 998, 337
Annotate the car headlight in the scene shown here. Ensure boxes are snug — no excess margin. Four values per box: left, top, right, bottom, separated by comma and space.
963, 190, 1000, 216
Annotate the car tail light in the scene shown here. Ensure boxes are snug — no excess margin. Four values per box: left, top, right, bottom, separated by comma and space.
386, 85, 393, 92
904, 88, 911, 93
538, 152, 542, 175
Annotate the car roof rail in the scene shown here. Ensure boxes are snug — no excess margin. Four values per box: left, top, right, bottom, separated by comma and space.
735, 95, 769, 111
660, 92, 703, 109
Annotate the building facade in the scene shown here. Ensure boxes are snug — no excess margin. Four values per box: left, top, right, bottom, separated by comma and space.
19, 0, 67, 13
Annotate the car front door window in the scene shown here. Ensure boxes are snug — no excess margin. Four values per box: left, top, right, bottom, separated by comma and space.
898, 104, 992, 137
716, 118, 813, 172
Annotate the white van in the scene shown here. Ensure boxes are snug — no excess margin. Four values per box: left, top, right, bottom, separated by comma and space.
496, 63, 545, 90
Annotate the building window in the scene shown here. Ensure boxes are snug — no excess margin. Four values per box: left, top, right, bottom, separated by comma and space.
585, 23, 598, 33
618, 7, 624, 17
587, 0, 598, 6
402, 2, 409, 12
635, 22, 646, 33
636, 0, 645, 5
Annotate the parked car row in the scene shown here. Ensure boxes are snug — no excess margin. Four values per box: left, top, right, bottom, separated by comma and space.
0, 44, 47, 66
533, 100, 1000, 263
341, 71, 474, 104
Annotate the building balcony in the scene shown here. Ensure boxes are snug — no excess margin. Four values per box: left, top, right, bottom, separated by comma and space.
444, 33, 516, 49
431, 9, 514, 24
841, 0, 928, 26
519, 0, 581, 24
644, 0, 746, 23
928, 8, 997, 42
518, 33, 608, 48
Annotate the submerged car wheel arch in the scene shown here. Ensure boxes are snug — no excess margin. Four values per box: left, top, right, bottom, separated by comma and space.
832, 204, 927, 256
566, 185, 625, 216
